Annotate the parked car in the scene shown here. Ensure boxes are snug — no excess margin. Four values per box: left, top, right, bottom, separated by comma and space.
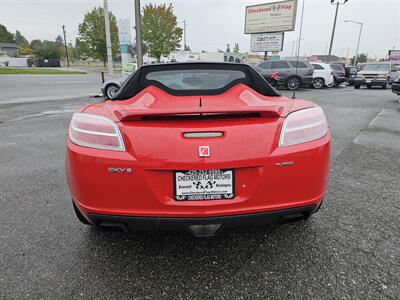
101, 62, 137, 99
255, 60, 314, 90
392, 76, 400, 95
101, 78, 125, 99
311, 63, 334, 89
345, 66, 358, 85
330, 64, 346, 86
66, 62, 330, 237
354, 63, 392, 89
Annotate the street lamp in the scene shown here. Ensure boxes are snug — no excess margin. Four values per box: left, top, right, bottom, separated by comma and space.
344, 19, 363, 66
328, 0, 349, 63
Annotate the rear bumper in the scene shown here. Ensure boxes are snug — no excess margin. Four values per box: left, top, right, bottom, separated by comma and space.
87, 204, 317, 237
334, 76, 346, 84
346, 77, 356, 83
392, 82, 400, 94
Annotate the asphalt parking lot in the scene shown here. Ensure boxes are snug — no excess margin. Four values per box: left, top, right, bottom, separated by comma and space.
1, 85, 400, 299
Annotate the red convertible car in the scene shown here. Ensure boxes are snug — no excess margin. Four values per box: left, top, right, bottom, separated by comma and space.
66, 63, 330, 237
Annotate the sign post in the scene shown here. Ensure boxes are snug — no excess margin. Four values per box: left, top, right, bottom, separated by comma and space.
244, 0, 297, 60
118, 19, 133, 72
251, 32, 285, 52
244, 0, 297, 34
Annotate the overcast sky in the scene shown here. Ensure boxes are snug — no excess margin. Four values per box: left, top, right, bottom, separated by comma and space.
1, 0, 399, 58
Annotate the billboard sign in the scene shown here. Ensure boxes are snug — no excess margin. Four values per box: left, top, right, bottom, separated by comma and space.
118, 19, 131, 49
244, 0, 297, 34
250, 32, 284, 52
389, 50, 400, 61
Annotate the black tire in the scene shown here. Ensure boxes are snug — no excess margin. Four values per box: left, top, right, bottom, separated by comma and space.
73, 201, 91, 225
105, 83, 120, 99
354, 85, 360, 89
313, 78, 325, 89
286, 76, 301, 90
382, 81, 387, 90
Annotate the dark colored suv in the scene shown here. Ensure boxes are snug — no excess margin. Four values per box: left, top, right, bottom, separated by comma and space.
330, 64, 346, 86
345, 66, 358, 85
254, 60, 314, 90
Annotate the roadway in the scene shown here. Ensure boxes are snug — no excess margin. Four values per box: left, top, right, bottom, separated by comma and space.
1, 86, 400, 299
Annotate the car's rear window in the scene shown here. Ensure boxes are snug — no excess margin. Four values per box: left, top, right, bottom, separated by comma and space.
289, 61, 309, 68
312, 64, 324, 70
145, 69, 246, 90
330, 64, 344, 70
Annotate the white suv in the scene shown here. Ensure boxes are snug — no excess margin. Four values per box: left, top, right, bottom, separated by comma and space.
311, 63, 334, 89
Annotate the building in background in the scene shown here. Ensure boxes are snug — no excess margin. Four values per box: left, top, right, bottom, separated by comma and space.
0, 43, 18, 57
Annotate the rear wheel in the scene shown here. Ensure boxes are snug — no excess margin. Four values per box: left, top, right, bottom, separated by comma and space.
313, 78, 325, 89
354, 85, 360, 89
105, 83, 120, 99
73, 202, 91, 225
286, 76, 301, 90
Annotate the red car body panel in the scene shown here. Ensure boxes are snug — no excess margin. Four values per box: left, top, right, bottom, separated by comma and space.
66, 84, 330, 219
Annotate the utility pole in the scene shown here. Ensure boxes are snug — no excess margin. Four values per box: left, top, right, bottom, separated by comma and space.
103, 0, 113, 74
344, 19, 363, 66
328, 2, 339, 63
62, 25, 70, 68
354, 22, 363, 66
183, 20, 187, 50
328, 0, 349, 63
134, 0, 143, 67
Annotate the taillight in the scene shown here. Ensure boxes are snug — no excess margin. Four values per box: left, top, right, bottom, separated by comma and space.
69, 113, 125, 151
308, 68, 314, 75
279, 107, 328, 146
271, 73, 278, 79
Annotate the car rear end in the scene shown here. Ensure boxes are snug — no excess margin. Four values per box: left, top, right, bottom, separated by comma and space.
345, 67, 357, 85
392, 76, 400, 95
330, 64, 346, 86
66, 64, 330, 236
288, 60, 314, 87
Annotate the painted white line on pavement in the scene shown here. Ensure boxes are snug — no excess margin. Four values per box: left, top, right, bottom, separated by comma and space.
0, 93, 97, 105
41, 81, 93, 84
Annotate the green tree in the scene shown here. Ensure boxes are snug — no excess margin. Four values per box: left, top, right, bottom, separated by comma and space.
15, 30, 29, 47
0, 23, 15, 43
30, 39, 43, 52
78, 7, 120, 66
55, 35, 64, 47
36, 41, 60, 60
351, 53, 367, 65
130, 41, 147, 58
141, 4, 182, 62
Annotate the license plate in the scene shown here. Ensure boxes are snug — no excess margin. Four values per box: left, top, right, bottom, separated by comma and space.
174, 169, 235, 201
366, 80, 371, 83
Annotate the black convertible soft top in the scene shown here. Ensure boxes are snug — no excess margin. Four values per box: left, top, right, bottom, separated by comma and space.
113, 62, 280, 100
